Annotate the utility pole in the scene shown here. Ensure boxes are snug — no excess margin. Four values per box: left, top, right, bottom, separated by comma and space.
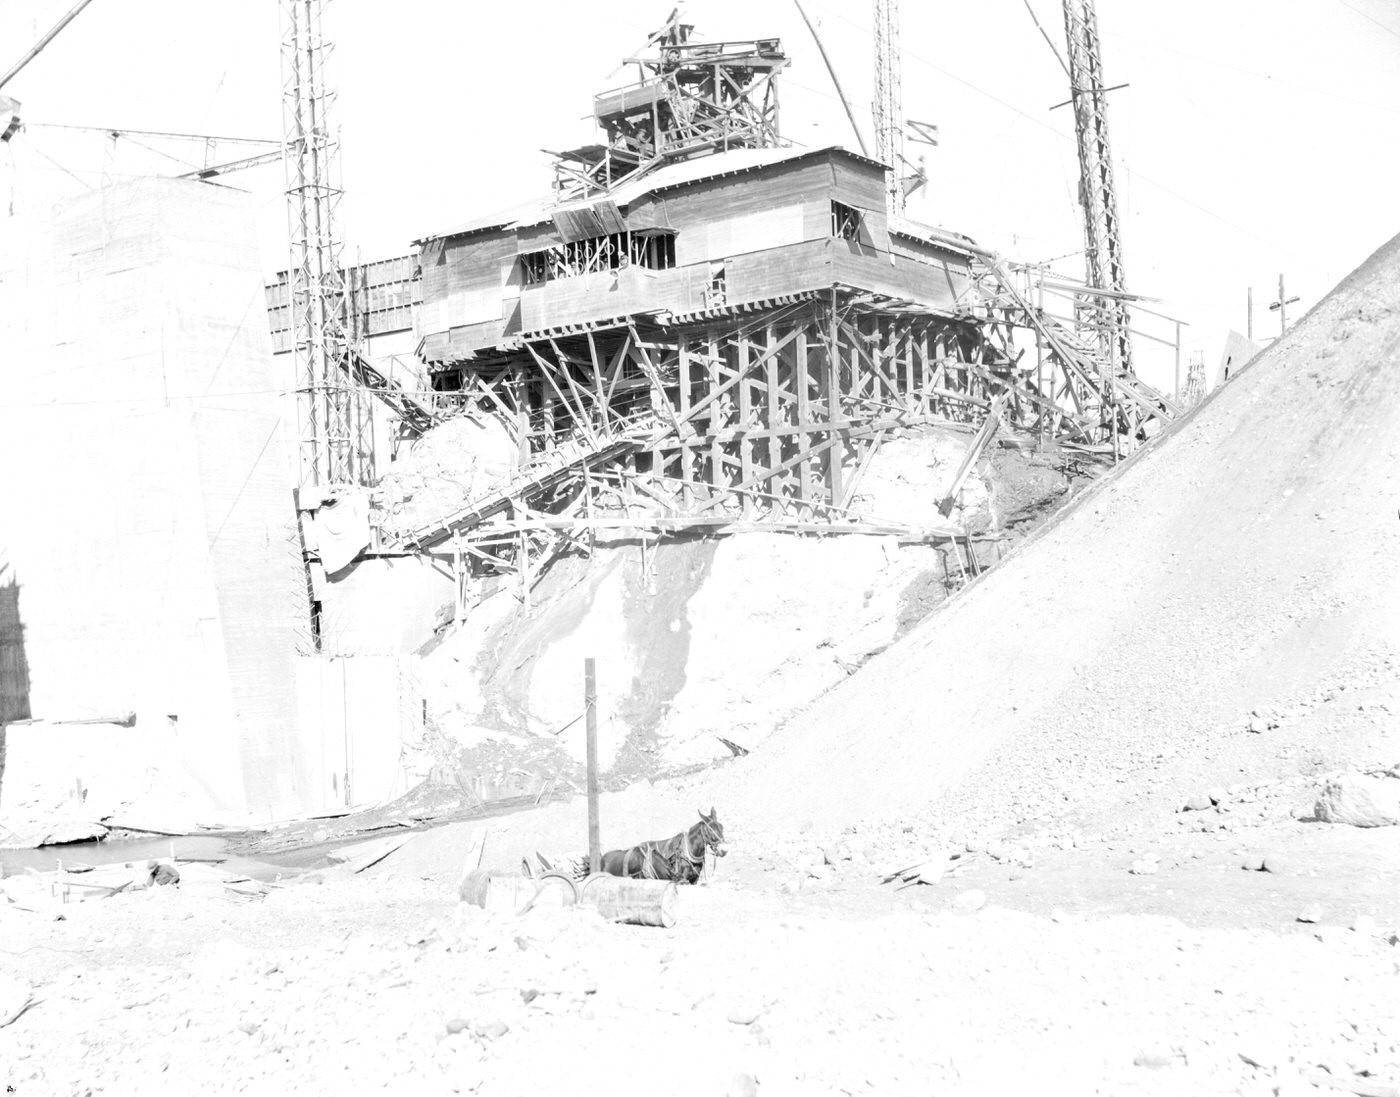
1268, 274, 1299, 338
873, 0, 904, 213
1061, 0, 1132, 378
585, 657, 600, 875
0, 0, 96, 91
792, 0, 869, 157
0, 0, 98, 143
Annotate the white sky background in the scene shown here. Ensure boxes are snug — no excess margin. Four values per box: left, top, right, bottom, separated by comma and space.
2, 0, 1398, 394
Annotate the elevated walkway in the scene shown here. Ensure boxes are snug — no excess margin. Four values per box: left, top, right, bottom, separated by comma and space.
347, 347, 437, 435
974, 251, 1181, 434
401, 413, 663, 549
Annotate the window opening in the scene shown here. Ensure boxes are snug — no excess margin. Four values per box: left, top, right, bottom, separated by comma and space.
519, 230, 677, 285
705, 263, 727, 309
831, 200, 863, 241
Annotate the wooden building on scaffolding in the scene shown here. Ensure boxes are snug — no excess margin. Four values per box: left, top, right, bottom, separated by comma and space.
413, 144, 998, 533
317, 19, 1177, 593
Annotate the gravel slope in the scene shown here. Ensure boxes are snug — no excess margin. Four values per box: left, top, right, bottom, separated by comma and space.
708, 231, 1400, 838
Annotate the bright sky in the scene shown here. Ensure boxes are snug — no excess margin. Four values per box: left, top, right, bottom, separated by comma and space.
3, 0, 1398, 394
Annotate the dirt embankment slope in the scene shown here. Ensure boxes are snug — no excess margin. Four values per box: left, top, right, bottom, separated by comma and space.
711, 232, 1400, 835
420, 427, 1084, 788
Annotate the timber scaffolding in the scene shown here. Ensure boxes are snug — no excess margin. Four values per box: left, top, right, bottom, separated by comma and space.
332, 17, 1184, 600
381, 269, 1178, 582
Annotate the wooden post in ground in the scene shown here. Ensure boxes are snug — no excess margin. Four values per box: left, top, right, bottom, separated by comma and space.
585, 657, 601, 874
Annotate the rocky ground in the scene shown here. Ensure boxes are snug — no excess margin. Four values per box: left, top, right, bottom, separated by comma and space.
3, 684, 1396, 1097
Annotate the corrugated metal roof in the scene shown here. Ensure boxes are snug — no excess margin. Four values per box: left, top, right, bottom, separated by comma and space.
419, 145, 888, 244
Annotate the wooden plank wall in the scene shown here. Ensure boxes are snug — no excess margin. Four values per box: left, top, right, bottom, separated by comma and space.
831, 242, 971, 314
417, 152, 973, 363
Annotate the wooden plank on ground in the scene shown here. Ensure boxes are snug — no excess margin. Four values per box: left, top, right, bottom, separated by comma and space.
331, 833, 415, 874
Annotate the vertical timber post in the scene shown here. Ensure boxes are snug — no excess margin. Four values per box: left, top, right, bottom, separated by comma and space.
1174, 320, 1182, 399
585, 657, 601, 875
827, 292, 844, 508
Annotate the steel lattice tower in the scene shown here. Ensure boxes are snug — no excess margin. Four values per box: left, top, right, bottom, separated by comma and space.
873, 0, 904, 213
1062, 0, 1132, 376
281, 0, 364, 490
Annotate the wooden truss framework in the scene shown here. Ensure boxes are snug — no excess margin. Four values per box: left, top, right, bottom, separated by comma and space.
967, 250, 1181, 458
396, 286, 1177, 588
553, 19, 787, 202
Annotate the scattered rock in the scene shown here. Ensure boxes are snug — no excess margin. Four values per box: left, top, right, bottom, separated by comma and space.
1261, 852, 1291, 875
445, 1018, 469, 1035
1207, 787, 1228, 806
1247, 715, 1267, 734
1296, 905, 1324, 924
1315, 773, 1400, 827
727, 1006, 762, 1025
1300, 1073, 1399, 1097
1181, 794, 1214, 812
953, 889, 987, 913
1240, 851, 1266, 872
1133, 1048, 1183, 1069
727, 1072, 759, 1097
473, 1021, 509, 1040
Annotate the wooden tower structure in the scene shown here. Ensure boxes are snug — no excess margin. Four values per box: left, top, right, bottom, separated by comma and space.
552, 13, 787, 201
263, 17, 1183, 602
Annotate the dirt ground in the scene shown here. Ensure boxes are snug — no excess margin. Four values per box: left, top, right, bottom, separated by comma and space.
2, 699, 1397, 1097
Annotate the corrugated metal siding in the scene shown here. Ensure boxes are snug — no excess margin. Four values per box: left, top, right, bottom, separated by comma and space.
266, 253, 422, 352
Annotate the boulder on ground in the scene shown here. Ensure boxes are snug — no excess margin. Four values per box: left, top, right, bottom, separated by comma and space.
1313, 773, 1400, 827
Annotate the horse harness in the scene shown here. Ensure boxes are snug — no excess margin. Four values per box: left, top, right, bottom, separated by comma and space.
625, 816, 723, 882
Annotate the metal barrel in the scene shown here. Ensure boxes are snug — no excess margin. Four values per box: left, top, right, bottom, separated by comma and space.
578, 873, 678, 928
